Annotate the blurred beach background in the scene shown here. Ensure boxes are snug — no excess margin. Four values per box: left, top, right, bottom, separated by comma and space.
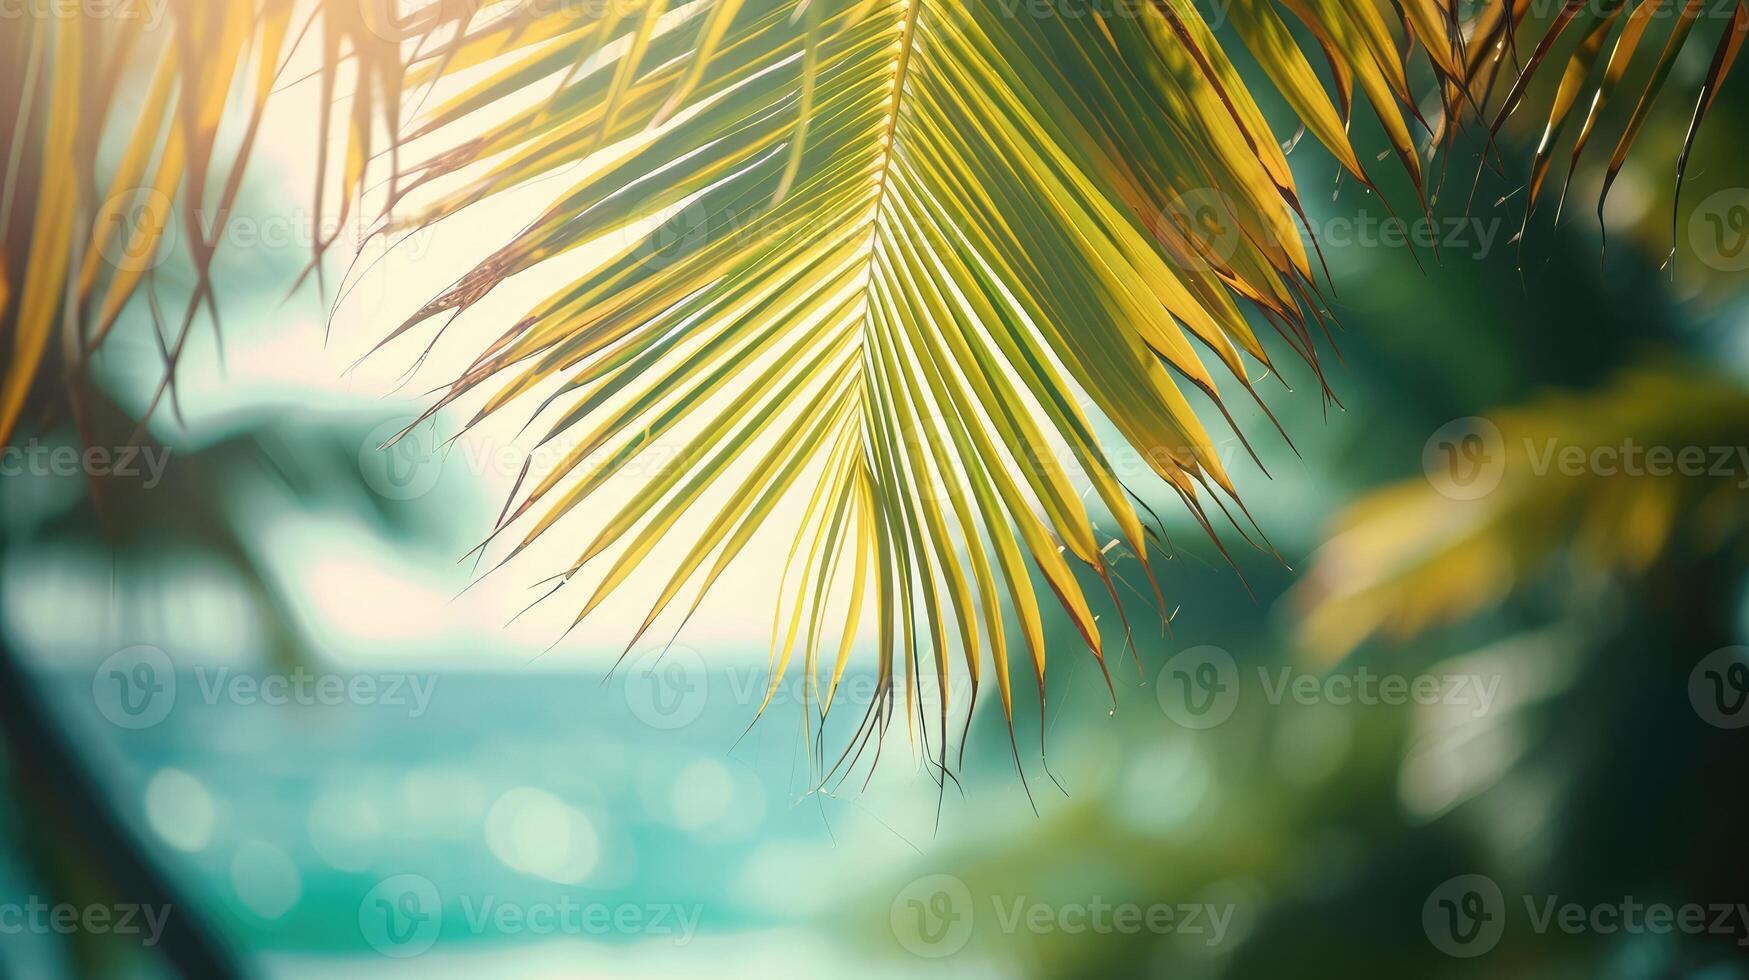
5, 4, 1749, 977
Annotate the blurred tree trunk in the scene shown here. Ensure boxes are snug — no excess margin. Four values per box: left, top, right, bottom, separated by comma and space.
0, 634, 241, 979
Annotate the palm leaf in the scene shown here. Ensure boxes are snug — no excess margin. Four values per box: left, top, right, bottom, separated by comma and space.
0, 0, 464, 444
376, 0, 1466, 774
1295, 365, 1749, 660
1449, 0, 1749, 248
4, 0, 1743, 774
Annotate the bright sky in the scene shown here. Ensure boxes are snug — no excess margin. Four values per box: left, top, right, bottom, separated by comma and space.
64, 13, 840, 670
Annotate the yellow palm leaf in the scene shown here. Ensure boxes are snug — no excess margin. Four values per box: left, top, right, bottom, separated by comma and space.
4, 0, 1742, 773
1296, 366, 1749, 661
377, 0, 1446, 773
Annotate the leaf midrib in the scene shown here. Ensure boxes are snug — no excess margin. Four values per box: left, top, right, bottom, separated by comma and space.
855, 0, 923, 309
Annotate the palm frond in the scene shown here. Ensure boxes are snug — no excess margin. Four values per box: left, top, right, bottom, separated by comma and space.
374, 0, 1471, 773
1295, 365, 1749, 660
1445, 0, 1748, 248
5, 0, 1745, 774
0, 0, 462, 444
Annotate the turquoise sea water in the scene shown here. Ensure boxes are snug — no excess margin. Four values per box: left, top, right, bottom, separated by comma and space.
29, 666, 994, 976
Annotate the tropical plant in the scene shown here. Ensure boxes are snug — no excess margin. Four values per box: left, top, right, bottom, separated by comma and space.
3, 0, 1744, 777
1295, 362, 1749, 659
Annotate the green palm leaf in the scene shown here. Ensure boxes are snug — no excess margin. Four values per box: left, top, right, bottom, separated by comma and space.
1447, 0, 1748, 246
376, 0, 1448, 770
4, 0, 1744, 772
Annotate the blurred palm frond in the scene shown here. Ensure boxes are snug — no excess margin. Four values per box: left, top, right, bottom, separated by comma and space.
1295, 365, 1749, 660
0, 0, 469, 444
1445, 0, 1748, 243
